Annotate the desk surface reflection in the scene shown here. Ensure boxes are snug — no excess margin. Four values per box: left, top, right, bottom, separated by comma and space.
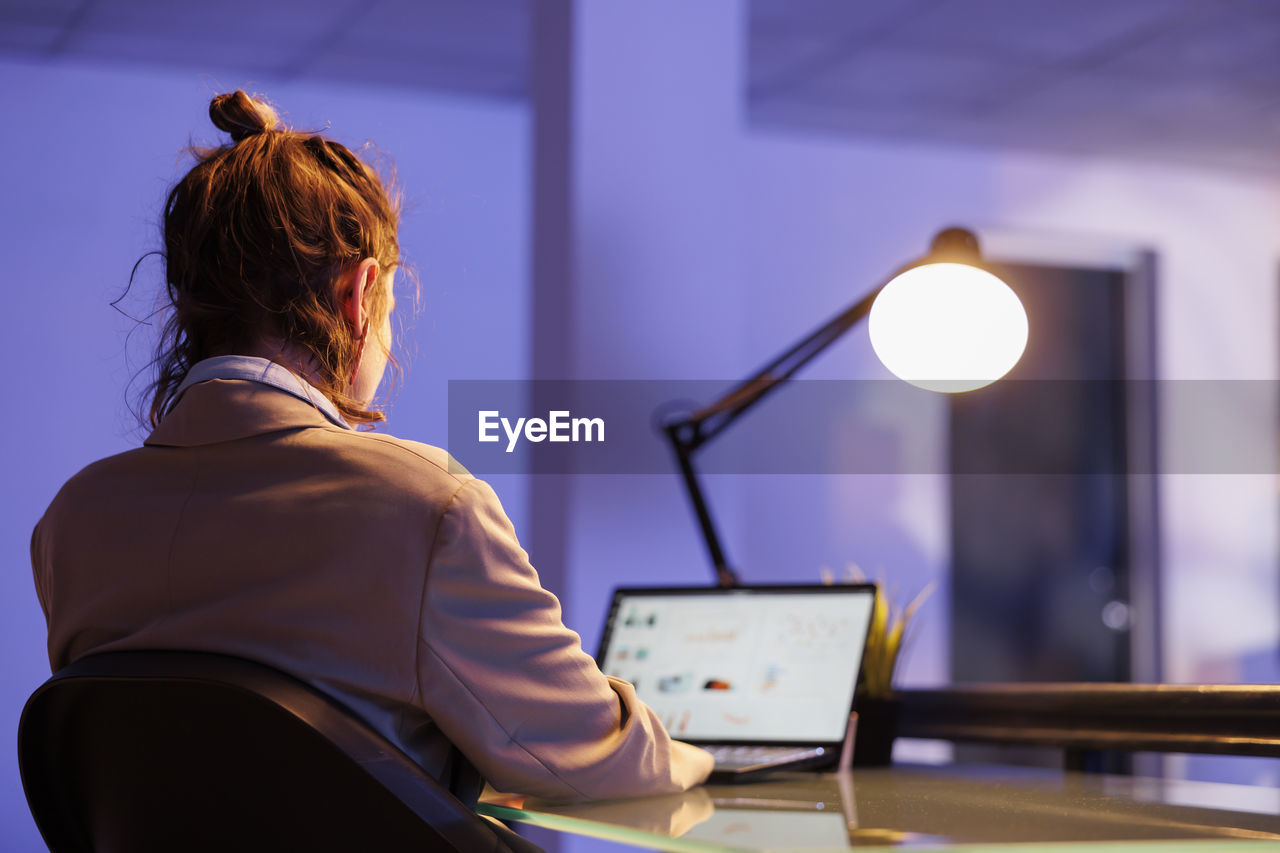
479, 764, 1280, 851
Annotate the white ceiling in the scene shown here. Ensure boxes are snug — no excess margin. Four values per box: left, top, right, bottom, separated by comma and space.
0, 0, 530, 98
3, 0, 1279, 175
748, 0, 1280, 175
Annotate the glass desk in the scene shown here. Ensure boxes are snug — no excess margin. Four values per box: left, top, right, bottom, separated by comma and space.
478, 764, 1280, 851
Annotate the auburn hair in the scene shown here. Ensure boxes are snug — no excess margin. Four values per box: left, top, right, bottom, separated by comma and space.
147, 90, 402, 428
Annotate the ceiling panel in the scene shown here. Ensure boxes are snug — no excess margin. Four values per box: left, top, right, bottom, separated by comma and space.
0, 0, 84, 30
880, 0, 1188, 64
747, 0, 1280, 175
307, 49, 525, 100
58, 0, 341, 46
0, 0, 89, 54
1097, 1, 1280, 89
789, 45, 1030, 115
0, 22, 58, 54
355, 0, 527, 51
326, 0, 527, 96
0, 0, 527, 96
749, 0, 932, 39
749, 1, 945, 99
52, 30, 284, 74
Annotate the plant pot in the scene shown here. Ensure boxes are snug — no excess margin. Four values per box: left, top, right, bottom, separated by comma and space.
852, 696, 901, 766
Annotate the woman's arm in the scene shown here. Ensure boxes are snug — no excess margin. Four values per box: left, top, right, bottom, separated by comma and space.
413, 477, 713, 803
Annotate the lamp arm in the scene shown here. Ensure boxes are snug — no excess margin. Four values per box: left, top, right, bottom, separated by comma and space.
664, 430, 740, 588
687, 286, 882, 447
661, 280, 886, 587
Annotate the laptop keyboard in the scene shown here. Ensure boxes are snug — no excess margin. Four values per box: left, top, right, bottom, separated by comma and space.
703, 745, 827, 771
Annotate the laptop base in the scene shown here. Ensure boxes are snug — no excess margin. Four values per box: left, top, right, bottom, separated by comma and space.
705, 745, 836, 783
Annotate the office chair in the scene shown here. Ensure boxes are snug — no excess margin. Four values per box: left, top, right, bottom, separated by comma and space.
18, 650, 537, 853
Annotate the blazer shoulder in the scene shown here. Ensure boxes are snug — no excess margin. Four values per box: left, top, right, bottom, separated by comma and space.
48, 446, 158, 500
35, 445, 158, 553
325, 429, 475, 487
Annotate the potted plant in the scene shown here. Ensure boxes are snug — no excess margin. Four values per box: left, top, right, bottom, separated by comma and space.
823, 564, 935, 765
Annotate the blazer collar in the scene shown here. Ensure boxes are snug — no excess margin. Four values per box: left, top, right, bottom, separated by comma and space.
145, 379, 341, 447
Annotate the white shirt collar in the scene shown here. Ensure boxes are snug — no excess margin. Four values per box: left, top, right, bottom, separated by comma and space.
174, 355, 353, 430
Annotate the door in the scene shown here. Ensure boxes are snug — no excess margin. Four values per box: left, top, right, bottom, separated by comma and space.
948, 258, 1158, 770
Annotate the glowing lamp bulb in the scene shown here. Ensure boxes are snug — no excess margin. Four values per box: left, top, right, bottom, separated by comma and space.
869, 262, 1028, 393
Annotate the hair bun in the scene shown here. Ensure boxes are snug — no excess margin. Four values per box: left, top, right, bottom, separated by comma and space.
209, 91, 281, 142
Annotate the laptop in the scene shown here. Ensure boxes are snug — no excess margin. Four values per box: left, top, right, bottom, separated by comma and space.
596, 584, 877, 782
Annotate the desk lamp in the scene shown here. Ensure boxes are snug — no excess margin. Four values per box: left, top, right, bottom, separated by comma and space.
662, 227, 1028, 587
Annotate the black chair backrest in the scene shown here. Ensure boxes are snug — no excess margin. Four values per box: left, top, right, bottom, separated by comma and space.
18, 651, 518, 853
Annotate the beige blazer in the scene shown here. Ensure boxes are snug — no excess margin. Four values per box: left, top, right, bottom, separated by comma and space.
31, 378, 712, 803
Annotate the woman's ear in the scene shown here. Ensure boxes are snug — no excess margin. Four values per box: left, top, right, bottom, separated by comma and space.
340, 257, 381, 336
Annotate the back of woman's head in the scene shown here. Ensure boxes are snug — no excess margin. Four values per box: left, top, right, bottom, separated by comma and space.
150, 90, 401, 428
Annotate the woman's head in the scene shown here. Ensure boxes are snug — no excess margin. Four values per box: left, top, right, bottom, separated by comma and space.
148, 90, 402, 428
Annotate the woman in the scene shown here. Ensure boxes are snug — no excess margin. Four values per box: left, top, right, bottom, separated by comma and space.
31, 91, 712, 805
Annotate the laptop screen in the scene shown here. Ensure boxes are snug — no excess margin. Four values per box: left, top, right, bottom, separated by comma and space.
596, 585, 876, 745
